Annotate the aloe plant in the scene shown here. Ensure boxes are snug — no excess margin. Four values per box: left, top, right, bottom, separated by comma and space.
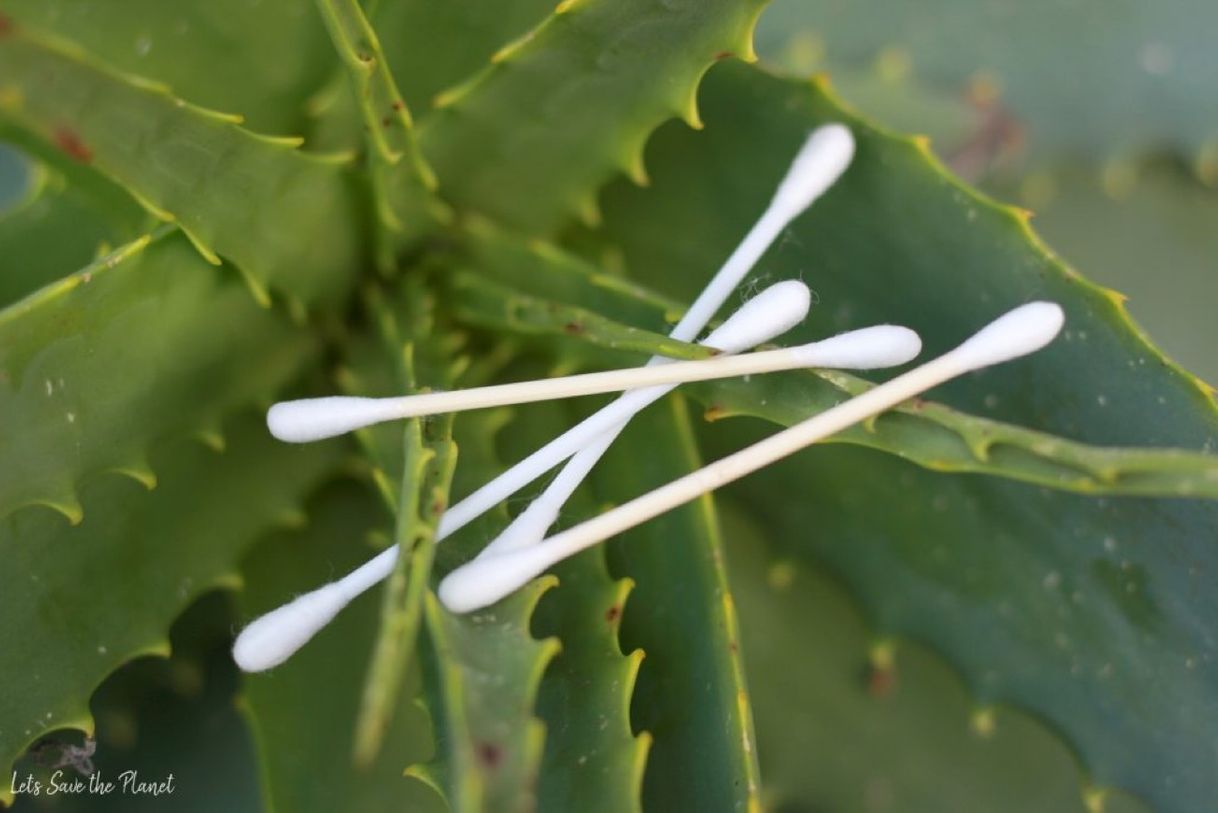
2, 2, 1217, 812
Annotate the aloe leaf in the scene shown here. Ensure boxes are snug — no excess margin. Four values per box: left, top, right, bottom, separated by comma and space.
0, 415, 343, 805
0, 27, 362, 306
533, 550, 650, 813
401, 396, 559, 812
719, 503, 1153, 813
370, 0, 555, 115
1, 0, 335, 135
340, 281, 460, 766
576, 397, 760, 810
237, 480, 443, 813
449, 270, 710, 362
580, 61, 1218, 810
754, 0, 1218, 170
313, 0, 448, 263
487, 395, 649, 812
412, 583, 556, 813
418, 0, 768, 233
0, 230, 315, 521
457, 231, 1218, 498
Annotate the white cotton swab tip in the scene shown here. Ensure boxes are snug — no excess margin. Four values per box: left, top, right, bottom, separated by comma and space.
701, 279, 811, 353
438, 544, 555, 614
267, 397, 404, 444
770, 124, 856, 216
947, 301, 1064, 372
232, 586, 351, 672
794, 324, 921, 370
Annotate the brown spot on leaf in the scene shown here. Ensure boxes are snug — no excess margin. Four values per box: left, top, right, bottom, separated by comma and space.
0, 13, 15, 36
713, 50, 734, 61
865, 664, 897, 698
392, 100, 405, 111
476, 741, 502, 769
381, 115, 392, 127
563, 322, 584, 335
54, 128, 93, 163
702, 404, 726, 423
605, 605, 621, 623
431, 497, 446, 516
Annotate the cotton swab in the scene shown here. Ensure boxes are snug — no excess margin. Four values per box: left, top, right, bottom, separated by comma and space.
479, 125, 856, 556
234, 281, 810, 673
437, 302, 1066, 613
266, 325, 919, 442
233, 124, 856, 672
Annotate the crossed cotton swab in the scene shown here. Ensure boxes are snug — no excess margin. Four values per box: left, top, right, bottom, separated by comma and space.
438, 302, 1066, 613
233, 125, 857, 673
479, 124, 856, 557
232, 294, 921, 672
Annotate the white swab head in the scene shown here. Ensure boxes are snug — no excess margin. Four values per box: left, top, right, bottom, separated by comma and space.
267, 396, 402, 443
703, 280, 811, 353
438, 544, 557, 614
795, 325, 922, 369
770, 124, 856, 217
949, 301, 1065, 372
232, 585, 351, 672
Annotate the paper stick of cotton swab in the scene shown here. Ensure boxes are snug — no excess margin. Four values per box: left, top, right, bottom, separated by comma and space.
437, 302, 1066, 613
234, 280, 811, 672
480, 125, 856, 556
267, 325, 918, 442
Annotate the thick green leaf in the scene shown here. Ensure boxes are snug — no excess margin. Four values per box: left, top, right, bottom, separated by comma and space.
587, 398, 761, 810
371, 0, 555, 116
1, 0, 335, 135
406, 399, 560, 812
449, 270, 710, 363
313, 0, 448, 264
237, 480, 443, 813
418, 0, 767, 232
0, 415, 342, 805
754, 0, 1218, 169
719, 503, 1152, 813
578, 60, 1218, 810
0, 230, 314, 520
498, 396, 649, 813
708, 430, 1215, 813
461, 227, 1218, 498
339, 281, 461, 766
533, 551, 649, 813
414, 584, 558, 813
0, 27, 362, 306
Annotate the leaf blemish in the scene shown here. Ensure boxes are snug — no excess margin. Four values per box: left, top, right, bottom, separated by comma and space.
54, 127, 93, 163
476, 740, 503, 769
605, 604, 621, 623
